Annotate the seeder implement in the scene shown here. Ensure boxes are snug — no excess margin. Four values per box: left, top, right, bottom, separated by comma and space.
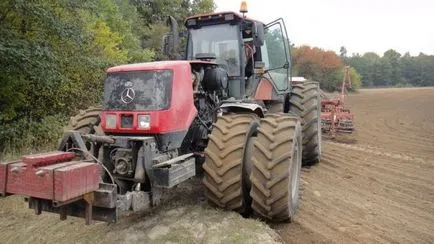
320, 66, 355, 138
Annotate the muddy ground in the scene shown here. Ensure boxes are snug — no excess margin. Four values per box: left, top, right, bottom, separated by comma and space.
0, 178, 280, 244
1, 87, 433, 243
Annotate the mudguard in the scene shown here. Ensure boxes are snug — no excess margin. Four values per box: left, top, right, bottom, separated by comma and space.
220, 102, 264, 118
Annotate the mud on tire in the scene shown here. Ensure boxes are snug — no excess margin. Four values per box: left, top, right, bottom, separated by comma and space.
289, 82, 322, 165
65, 106, 102, 134
203, 114, 259, 215
250, 114, 302, 222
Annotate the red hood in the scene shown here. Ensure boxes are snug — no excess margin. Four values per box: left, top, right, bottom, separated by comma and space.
106, 60, 216, 73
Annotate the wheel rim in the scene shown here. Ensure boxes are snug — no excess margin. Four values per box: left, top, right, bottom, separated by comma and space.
243, 137, 256, 189
317, 93, 322, 157
291, 139, 301, 207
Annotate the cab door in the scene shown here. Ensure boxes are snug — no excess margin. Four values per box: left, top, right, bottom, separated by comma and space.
260, 18, 291, 92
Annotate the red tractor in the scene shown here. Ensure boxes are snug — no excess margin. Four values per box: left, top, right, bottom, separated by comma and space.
0, 4, 322, 224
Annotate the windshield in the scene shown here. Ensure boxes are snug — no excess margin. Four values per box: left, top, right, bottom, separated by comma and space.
104, 70, 172, 111
187, 24, 240, 76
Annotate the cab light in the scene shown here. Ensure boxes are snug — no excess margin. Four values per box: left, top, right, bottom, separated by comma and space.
240, 1, 248, 14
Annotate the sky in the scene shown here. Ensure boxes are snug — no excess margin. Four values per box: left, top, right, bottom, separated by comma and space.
214, 0, 434, 56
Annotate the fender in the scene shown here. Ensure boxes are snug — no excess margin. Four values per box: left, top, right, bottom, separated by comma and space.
254, 78, 273, 100
220, 102, 264, 118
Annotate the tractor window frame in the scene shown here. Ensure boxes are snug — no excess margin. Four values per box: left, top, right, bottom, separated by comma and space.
262, 18, 291, 92
186, 24, 242, 77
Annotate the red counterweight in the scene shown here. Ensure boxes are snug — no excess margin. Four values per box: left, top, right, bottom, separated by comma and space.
0, 151, 100, 202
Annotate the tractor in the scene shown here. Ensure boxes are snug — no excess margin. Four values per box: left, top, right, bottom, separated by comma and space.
0, 2, 321, 224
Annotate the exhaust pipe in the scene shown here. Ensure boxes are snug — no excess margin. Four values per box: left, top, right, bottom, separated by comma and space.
162, 16, 181, 60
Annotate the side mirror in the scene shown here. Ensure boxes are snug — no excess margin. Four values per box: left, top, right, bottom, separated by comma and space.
252, 22, 264, 46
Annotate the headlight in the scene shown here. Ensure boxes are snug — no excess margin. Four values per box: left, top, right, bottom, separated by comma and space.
106, 114, 117, 129
138, 115, 150, 129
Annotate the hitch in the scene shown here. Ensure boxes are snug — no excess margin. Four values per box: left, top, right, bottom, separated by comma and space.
27, 183, 117, 225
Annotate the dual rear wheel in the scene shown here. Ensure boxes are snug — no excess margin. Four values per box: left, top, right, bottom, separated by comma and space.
203, 113, 302, 222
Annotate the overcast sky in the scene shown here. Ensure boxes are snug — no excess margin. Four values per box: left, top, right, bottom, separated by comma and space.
214, 0, 433, 56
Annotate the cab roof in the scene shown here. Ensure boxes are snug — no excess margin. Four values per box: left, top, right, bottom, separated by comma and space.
184, 11, 264, 27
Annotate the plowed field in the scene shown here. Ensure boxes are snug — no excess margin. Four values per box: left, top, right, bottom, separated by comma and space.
275, 87, 434, 243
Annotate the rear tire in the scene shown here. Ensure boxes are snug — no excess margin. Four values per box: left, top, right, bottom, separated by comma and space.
61, 106, 103, 158
65, 106, 103, 134
289, 82, 322, 166
203, 114, 259, 215
250, 114, 302, 222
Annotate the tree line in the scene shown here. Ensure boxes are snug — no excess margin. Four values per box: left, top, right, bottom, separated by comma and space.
291, 45, 434, 91
342, 47, 434, 87
0, 0, 215, 154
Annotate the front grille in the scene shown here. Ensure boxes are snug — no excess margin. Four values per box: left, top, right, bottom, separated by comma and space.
121, 114, 134, 128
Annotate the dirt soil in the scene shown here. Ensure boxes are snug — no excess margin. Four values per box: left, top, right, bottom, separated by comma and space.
0, 177, 280, 244
1, 87, 433, 243
274, 87, 434, 243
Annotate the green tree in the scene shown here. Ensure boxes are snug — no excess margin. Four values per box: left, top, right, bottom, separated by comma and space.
383, 49, 402, 86
348, 67, 362, 89
133, 0, 216, 59
347, 53, 370, 86
417, 53, 434, 86
348, 52, 381, 87
400, 52, 419, 86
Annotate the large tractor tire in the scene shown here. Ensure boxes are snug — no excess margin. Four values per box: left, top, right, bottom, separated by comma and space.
61, 106, 103, 156
65, 106, 103, 134
289, 82, 322, 166
203, 114, 259, 215
250, 114, 302, 222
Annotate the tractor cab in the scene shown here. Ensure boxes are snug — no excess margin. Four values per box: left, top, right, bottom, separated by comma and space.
182, 10, 292, 99
185, 12, 263, 78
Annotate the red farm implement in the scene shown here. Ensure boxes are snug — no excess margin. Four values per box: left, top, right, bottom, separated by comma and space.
321, 66, 355, 138
0, 150, 109, 225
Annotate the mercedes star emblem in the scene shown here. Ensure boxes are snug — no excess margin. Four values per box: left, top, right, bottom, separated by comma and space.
121, 88, 135, 104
